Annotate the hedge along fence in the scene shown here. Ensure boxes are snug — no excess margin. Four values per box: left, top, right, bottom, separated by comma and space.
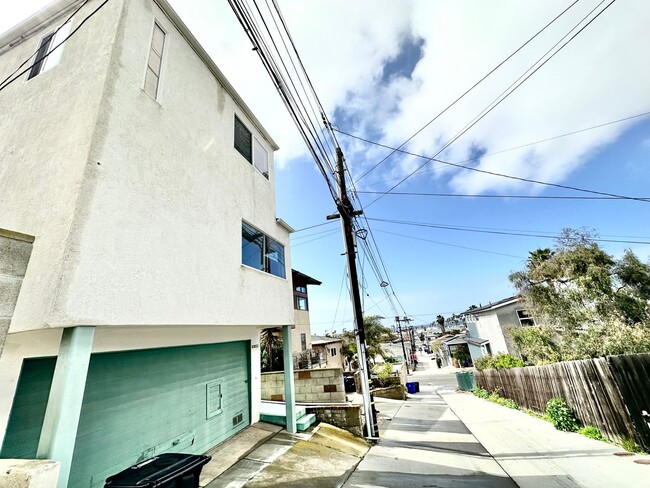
474, 353, 650, 452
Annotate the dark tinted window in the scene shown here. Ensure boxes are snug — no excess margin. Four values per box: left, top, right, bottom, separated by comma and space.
234, 116, 252, 163
28, 33, 54, 80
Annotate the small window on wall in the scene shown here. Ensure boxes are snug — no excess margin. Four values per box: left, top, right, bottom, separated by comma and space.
144, 22, 166, 100
241, 221, 286, 279
295, 285, 307, 294
300, 333, 307, 351
330, 348, 337, 357
27, 22, 72, 80
234, 116, 270, 179
296, 296, 308, 311
516, 309, 536, 327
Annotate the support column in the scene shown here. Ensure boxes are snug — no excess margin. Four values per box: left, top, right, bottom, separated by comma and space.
282, 325, 296, 433
37, 326, 95, 488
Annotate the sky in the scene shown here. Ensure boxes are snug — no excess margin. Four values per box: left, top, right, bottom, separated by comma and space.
2, 0, 650, 334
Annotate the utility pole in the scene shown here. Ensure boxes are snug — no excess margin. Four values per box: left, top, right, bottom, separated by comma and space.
334, 148, 378, 439
395, 316, 409, 375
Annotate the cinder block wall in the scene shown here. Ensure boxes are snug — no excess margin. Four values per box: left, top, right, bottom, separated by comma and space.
306, 405, 363, 437
261, 367, 346, 403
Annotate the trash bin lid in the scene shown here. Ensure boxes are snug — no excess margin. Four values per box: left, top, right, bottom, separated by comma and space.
105, 453, 210, 487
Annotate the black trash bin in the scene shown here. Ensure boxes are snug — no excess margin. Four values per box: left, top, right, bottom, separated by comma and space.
344, 375, 356, 393
105, 453, 211, 488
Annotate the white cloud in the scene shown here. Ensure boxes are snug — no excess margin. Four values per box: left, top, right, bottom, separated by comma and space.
4, 0, 649, 192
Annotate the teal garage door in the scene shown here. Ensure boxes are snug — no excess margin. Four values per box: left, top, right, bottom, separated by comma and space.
1, 341, 250, 487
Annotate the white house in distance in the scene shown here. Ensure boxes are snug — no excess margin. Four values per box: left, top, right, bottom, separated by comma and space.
0, 1, 295, 487
463, 296, 536, 362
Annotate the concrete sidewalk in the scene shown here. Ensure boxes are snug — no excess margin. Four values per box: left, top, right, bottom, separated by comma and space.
344, 380, 516, 487
441, 389, 650, 487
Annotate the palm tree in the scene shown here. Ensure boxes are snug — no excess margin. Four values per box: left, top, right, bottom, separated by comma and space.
436, 314, 446, 334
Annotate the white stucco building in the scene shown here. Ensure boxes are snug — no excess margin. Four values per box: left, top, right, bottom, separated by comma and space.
0, 1, 294, 486
463, 296, 535, 362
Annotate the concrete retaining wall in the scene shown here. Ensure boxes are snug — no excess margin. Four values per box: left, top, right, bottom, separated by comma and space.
306, 405, 363, 437
0, 459, 60, 488
372, 385, 406, 401
261, 367, 346, 403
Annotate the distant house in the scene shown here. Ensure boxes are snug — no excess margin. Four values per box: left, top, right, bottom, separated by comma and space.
463, 296, 536, 362
311, 335, 343, 369
291, 269, 321, 355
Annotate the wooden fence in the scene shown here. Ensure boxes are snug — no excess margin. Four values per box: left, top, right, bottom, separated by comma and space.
475, 353, 650, 451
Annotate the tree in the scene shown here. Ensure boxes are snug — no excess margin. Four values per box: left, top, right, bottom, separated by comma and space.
340, 315, 396, 367
260, 327, 283, 372
436, 314, 446, 334
509, 228, 650, 363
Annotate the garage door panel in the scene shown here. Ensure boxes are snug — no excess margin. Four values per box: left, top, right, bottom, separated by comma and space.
2, 341, 250, 488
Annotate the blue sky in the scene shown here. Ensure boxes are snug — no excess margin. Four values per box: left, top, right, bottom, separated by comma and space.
3, 1, 649, 334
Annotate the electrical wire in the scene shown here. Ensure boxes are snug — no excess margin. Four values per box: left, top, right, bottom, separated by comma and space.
0, 0, 90, 88
373, 229, 526, 259
363, 0, 618, 207
336, 128, 649, 203
353, 0, 581, 183
356, 191, 647, 201
0, 0, 111, 93
367, 217, 650, 245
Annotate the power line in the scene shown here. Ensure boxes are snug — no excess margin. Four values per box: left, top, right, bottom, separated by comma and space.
0, 0, 111, 93
292, 221, 337, 233
342, 108, 650, 189
368, 217, 650, 245
0, 0, 90, 88
353, 0, 581, 183
373, 229, 525, 259
336, 129, 650, 203
363, 0, 618, 207
356, 191, 647, 201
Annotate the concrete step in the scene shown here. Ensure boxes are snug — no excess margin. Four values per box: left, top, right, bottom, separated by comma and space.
260, 401, 309, 427
296, 413, 316, 431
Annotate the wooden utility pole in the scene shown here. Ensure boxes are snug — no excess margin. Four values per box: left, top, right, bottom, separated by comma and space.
395, 316, 410, 374
335, 148, 378, 439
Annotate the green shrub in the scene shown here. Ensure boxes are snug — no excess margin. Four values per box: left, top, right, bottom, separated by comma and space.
493, 353, 524, 370
473, 387, 489, 399
620, 436, 643, 453
473, 387, 519, 409
578, 425, 605, 441
545, 398, 578, 432
474, 353, 524, 371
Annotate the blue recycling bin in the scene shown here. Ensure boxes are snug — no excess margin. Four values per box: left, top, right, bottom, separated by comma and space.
406, 382, 417, 394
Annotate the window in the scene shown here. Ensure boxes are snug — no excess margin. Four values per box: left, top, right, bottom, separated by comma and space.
296, 296, 308, 311
516, 309, 536, 327
241, 222, 286, 278
27, 22, 72, 80
300, 333, 307, 351
330, 348, 337, 357
234, 116, 269, 179
144, 22, 165, 100
295, 285, 307, 294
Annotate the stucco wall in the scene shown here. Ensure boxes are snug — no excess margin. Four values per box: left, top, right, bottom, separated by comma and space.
0, 232, 33, 356
0, 0, 125, 332
45, 0, 293, 328
473, 303, 525, 355
261, 368, 346, 403
292, 310, 311, 354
